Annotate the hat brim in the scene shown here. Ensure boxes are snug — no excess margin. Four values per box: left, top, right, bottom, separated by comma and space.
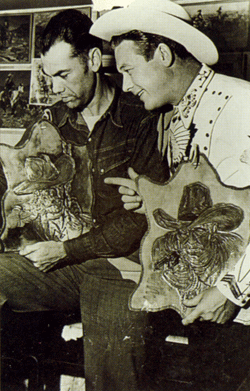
90, 7, 219, 65
14, 154, 75, 195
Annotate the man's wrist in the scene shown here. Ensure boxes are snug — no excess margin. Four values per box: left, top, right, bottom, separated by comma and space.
216, 278, 248, 307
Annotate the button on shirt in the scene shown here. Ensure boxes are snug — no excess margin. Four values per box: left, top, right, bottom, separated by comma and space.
39, 85, 169, 264
162, 64, 250, 324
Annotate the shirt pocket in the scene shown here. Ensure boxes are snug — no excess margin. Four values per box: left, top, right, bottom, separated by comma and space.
94, 140, 134, 201
95, 139, 135, 176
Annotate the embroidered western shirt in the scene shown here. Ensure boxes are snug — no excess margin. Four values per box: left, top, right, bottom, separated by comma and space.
164, 64, 250, 324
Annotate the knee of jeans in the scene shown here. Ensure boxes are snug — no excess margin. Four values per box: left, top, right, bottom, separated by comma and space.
0, 252, 13, 269
83, 258, 121, 278
0, 251, 29, 265
0, 254, 23, 278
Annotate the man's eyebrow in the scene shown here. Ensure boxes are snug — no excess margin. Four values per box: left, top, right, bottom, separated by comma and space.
41, 67, 69, 77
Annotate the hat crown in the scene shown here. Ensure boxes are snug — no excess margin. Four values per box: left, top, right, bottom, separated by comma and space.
90, 0, 219, 65
129, 0, 191, 22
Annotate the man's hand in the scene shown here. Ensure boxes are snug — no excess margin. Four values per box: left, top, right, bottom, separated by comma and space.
104, 167, 145, 214
182, 286, 238, 325
19, 241, 67, 272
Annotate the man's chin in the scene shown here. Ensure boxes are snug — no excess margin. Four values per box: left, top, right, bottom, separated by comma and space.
144, 102, 156, 111
65, 100, 79, 109
144, 101, 173, 113
65, 99, 88, 112
143, 99, 157, 111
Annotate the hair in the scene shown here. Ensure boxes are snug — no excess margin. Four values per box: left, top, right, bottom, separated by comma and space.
111, 30, 193, 62
41, 9, 102, 61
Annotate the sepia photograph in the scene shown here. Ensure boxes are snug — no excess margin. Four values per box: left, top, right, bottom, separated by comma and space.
29, 58, 61, 106
0, 70, 42, 129
0, 14, 32, 63
1, 1, 250, 391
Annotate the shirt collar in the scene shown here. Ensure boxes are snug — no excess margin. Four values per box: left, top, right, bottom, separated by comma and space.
57, 105, 76, 128
57, 84, 123, 129
97, 84, 123, 128
176, 64, 214, 129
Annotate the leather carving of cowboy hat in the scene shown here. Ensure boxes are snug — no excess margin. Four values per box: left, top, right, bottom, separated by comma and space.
90, 0, 219, 65
14, 154, 76, 195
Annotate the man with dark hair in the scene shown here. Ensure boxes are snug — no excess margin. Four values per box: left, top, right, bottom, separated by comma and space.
83, 1, 250, 389
41, 9, 102, 58
0, 8, 167, 286
0, 8, 169, 388
111, 30, 192, 62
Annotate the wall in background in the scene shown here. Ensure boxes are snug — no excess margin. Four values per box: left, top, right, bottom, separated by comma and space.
0, 0, 92, 11
0, 0, 249, 145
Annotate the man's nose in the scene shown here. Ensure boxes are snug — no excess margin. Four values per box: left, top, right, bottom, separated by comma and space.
51, 78, 65, 95
122, 74, 133, 93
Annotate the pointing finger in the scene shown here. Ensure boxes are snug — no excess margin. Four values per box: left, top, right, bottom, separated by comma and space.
104, 177, 137, 191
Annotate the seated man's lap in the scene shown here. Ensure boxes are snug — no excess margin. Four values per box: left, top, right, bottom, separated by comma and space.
0, 252, 114, 312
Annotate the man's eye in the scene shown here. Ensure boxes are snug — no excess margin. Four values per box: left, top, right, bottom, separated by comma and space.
61, 73, 69, 79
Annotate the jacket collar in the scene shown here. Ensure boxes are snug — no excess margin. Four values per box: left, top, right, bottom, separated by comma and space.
176, 64, 214, 129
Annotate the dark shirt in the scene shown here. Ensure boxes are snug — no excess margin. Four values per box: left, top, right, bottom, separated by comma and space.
1, 85, 170, 263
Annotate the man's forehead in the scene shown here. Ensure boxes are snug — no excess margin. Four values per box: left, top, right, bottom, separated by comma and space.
41, 54, 64, 74
115, 40, 142, 69
43, 41, 74, 61
41, 42, 76, 74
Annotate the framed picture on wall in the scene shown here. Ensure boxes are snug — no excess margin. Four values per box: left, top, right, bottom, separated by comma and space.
34, 6, 92, 57
184, 0, 250, 52
0, 70, 42, 129
0, 14, 32, 63
29, 58, 60, 106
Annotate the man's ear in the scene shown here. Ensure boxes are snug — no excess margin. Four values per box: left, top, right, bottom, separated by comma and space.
155, 43, 173, 67
88, 47, 102, 72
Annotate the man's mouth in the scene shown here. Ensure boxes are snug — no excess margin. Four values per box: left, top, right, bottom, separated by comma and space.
61, 96, 75, 103
137, 90, 144, 98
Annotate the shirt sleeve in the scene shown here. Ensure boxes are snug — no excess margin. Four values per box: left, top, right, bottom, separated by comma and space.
63, 114, 169, 264
217, 244, 250, 306
64, 209, 148, 262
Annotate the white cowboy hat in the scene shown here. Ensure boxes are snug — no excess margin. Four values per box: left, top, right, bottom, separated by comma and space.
90, 0, 219, 65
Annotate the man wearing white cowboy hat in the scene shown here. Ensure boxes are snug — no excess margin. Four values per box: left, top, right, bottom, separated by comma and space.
82, 0, 250, 389
91, 0, 250, 323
